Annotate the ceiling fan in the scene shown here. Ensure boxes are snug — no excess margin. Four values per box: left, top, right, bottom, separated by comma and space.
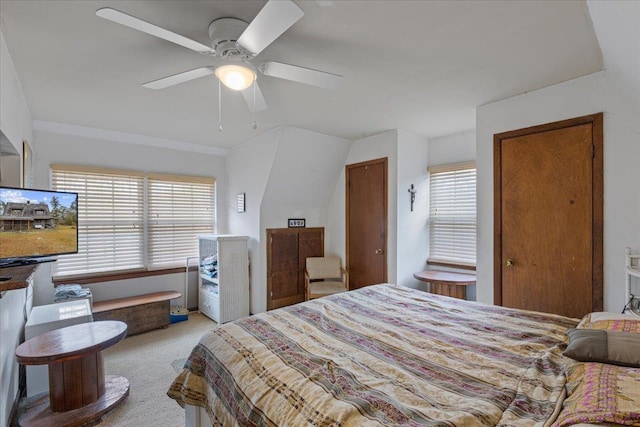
95, 0, 343, 114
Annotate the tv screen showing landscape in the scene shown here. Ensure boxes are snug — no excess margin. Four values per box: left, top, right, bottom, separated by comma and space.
0, 186, 78, 261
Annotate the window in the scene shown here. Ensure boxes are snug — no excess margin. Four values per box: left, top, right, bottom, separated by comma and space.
147, 174, 216, 268
428, 161, 476, 267
51, 165, 215, 278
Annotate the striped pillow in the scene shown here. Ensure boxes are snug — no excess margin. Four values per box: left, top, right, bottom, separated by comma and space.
553, 363, 640, 427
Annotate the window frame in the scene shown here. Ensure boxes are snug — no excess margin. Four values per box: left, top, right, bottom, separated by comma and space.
427, 161, 477, 270
51, 165, 216, 281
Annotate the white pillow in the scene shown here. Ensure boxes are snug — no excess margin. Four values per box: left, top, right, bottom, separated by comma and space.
577, 311, 638, 328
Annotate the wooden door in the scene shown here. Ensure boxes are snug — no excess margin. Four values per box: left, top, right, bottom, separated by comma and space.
346, 158, 387, 290
494, 114, 603, 318
267, 227, 324, 310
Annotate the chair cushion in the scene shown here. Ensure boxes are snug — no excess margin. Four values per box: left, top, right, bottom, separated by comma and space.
306, 257, 341, 280
309, 281, 347, 296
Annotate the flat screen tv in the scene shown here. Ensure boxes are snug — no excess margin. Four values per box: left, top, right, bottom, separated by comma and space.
0, 186, 78, 269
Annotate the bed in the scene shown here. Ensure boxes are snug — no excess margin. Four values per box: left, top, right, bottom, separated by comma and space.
168, 284, 640, 427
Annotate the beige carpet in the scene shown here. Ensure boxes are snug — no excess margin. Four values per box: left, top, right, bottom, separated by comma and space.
98, 312, 217, 427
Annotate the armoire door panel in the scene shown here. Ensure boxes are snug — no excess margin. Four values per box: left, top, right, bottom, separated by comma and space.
270, 233, 298, 276
271, 271, 300, 300
298, 230, 324, 296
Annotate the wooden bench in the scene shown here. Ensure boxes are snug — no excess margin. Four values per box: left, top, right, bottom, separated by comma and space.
92, 291, 181, 336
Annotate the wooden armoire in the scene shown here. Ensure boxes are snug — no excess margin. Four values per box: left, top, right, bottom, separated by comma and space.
266, 227, 324, 310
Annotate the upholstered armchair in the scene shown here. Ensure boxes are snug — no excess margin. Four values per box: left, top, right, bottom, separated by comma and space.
305, 256, 348, 300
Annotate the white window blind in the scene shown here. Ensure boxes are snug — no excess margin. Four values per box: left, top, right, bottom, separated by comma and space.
428, 161, 476, 266
147, 174, 216, 269
51, 166, 216, 278
51, 165, 145, 277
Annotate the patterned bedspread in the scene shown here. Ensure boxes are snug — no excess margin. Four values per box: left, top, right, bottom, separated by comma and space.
168, 284, 578, 427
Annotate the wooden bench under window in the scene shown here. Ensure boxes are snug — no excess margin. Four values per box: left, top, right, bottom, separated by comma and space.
92, 291, 181, 336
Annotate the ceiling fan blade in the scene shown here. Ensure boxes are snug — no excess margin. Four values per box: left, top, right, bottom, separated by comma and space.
237, 0, 303, 57
241, 82, 268, 112
96, 8, 215, 56
258, 61, 343, 89
142, 67, 215, 89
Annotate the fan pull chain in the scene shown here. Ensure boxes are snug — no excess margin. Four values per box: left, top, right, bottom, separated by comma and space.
252, 81, 257, 130
218, 80, 223, 132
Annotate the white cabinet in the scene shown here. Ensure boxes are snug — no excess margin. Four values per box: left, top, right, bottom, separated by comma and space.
198, 235, 249, 323
625, 247, 640, 316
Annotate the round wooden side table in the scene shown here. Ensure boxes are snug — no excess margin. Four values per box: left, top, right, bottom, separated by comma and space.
15, 320, 129, 427
413, 270, 477, 300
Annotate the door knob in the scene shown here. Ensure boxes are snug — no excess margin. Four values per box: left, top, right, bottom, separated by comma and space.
506, 258, 515, 267
375, 248, 384, 255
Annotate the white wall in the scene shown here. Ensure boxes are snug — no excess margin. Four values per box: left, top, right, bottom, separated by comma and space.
0, 29, 33, 427
31, 129, 227, 309
226, 128, 280, 314
428, 129, 476, 167
396, 131, 429, 291
0, 34, 32, 164
587, 0, 640, 104
262, 127, 351, 212
0, 129, 20, 187
477, 70, 640, 312
226, 126, 351, 314
327, 130, 399, 283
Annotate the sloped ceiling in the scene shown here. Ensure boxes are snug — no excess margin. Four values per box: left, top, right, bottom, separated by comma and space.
262, 127, 350, 208
587, 0, 640, 103
1, 1, 603, 150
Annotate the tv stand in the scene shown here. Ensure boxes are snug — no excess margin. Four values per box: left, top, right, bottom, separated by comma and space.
0, 264, 38, 296
0, 256, 57, 269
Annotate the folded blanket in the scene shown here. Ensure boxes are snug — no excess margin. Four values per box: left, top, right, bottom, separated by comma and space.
55, 284, 85, 297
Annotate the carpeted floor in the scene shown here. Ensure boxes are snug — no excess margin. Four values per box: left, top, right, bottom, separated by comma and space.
12, 311, 217, 427
99, 312, 216, 427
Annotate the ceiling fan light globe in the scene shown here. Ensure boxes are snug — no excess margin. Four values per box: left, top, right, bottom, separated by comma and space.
215, 65, 256, 91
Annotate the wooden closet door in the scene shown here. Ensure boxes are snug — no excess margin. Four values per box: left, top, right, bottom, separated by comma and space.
494, 114, 603, 319
346, 158, 387, 290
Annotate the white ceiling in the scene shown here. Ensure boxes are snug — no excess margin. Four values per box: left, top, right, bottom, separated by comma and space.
0, 0, 603, 151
